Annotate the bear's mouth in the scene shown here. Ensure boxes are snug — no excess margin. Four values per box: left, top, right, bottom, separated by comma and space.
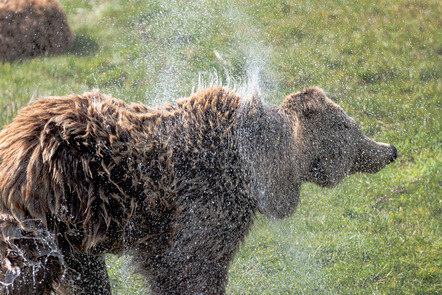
310, 157, 325, 182
310, 157, 337, 188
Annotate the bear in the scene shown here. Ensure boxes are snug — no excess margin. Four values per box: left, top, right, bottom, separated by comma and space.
0, 86, 397, 294
0, 0, 73, 62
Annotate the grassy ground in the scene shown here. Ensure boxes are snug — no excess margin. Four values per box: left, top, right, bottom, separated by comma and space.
0, 0, 440, 294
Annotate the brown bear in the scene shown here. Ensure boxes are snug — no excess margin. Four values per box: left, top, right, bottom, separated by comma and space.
0, 87, 397, 294
0, 0, 73, 62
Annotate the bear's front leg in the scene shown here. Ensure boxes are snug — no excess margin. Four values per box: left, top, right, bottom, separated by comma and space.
57, 253, 111, 295
145, 255, 230, 295
135, 197, 254, 295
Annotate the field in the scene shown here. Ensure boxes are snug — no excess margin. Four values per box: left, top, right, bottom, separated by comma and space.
0, 0, 440, 294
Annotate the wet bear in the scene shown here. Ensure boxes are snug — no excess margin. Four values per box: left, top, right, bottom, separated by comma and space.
0, 87, 397, 294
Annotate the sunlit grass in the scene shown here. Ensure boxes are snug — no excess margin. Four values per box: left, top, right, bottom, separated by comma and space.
0, 0, 440, 294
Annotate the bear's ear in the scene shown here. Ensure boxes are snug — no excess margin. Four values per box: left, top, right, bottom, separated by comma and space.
282, 87, 327, 118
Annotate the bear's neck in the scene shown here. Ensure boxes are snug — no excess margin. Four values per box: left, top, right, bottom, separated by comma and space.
235, 100, 305, 219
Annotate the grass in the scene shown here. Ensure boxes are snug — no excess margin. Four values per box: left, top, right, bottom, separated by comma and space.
1, 0, 440, 294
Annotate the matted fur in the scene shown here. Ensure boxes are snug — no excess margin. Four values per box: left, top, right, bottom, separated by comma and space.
0, 87, 397, 294
0, 0, 73, 62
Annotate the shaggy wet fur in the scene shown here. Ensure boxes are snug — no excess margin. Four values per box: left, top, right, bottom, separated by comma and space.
0, 87, 397, 294
0, 0, 73, 62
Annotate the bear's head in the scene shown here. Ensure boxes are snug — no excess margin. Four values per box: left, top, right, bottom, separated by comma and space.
282, 87, 397, 188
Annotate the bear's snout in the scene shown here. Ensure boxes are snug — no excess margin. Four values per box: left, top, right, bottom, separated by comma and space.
389, 145, 398, 163
351, 139, 397, 174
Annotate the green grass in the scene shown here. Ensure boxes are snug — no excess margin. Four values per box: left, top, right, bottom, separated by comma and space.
1, 0, 440, 294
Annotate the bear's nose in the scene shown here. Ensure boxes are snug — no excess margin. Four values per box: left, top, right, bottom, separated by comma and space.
389, 145, 398, 163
